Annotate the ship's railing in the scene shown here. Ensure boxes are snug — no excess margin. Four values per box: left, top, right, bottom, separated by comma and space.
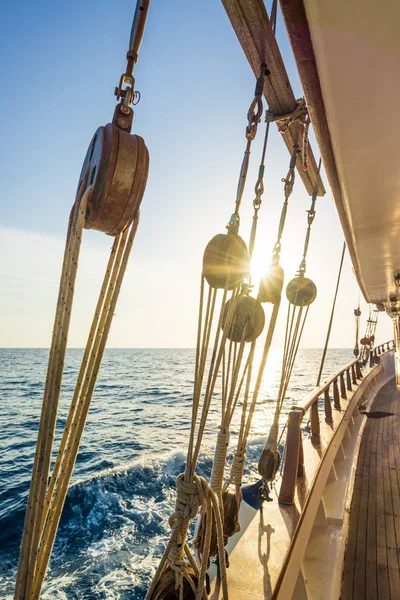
279, 340, 394, 504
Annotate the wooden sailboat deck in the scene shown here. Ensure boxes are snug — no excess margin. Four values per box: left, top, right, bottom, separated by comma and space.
342, 378, 400, 599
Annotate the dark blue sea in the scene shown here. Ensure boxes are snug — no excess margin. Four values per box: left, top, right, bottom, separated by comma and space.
0, 347, 353, 599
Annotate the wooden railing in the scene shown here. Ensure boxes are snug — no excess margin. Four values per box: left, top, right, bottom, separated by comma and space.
279, 340, 394, 504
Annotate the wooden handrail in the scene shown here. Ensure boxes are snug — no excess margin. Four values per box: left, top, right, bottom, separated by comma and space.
295, 340, 394, 414
279, 340, 394, 505
297, 358, 358, 413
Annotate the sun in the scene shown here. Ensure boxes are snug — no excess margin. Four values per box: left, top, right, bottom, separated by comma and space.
250, 245, 269, 288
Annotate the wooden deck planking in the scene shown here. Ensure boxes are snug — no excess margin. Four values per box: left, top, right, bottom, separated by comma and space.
342, 379, 400, 599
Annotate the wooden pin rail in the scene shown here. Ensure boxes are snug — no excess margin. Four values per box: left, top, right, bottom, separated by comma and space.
279, 340, 394, 505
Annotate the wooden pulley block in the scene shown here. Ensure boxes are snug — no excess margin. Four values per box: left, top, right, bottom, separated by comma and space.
360, 336, 371, 346
148, 566, 198, 599
286, 275, 317, 307
202, 233, 250, 290
196, 489, 241, 559
222, 295, 265, 343
258, 264, 284, 304
77, 123, 149, 236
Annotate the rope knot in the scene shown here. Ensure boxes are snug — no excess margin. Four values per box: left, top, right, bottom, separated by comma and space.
172, 473, 207, 525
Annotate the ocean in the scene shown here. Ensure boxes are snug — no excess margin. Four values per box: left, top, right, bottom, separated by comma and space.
0, 347, 354, 599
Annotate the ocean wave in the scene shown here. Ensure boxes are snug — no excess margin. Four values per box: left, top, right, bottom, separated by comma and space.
0, 347, 353, 599
0, 438, 269, 599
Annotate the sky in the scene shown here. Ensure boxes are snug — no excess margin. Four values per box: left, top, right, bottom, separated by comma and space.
0, 0, 393, 348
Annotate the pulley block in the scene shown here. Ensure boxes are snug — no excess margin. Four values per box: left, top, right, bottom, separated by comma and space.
77, 123, 149, 236
286, 275, 317, 307
258, 264, 284, 304
222, 295, 265, 343
203, 233, 250, 290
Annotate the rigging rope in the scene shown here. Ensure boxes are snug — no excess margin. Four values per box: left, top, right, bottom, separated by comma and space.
14, 3, 150, 597
354, 304, 361, 357
147, 64, 268, 600
316, 242, 346, 386
360, 305, 379, 364
265, 97, 309, 170
258, 158, 321, 490
196, 110, 274, 560
226, 144, 298, 498
148, 4, 313, 591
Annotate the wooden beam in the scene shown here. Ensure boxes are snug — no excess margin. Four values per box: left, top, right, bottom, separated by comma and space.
222, 0, 325, 196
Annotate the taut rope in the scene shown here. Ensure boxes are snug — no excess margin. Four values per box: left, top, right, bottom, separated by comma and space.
258, 158, 322, 491
316, 242, 346, 387
147, 63, 270, 600
14, 2, 150, 597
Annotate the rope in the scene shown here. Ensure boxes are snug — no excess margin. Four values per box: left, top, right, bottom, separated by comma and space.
227, 145, 300, 490
15, 188, 88, 600
32, 215, 140, 599
258, 157, 321, 483
14, 188, 141, 599
354, 304, 361, 357
265, 97, 310, 172
210, 429, 230, 492
15, 1, 150, 595
361, 305, 379, 363
148, 67, 270, 599
316, 242, 346, 386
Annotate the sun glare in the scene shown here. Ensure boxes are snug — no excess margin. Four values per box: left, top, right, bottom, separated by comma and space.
250, 246, 269, 288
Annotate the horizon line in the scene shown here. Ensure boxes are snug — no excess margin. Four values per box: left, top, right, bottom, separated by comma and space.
0, 346, 356, 350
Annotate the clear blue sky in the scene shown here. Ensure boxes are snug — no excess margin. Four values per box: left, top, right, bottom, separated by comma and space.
0, 0, 392, 347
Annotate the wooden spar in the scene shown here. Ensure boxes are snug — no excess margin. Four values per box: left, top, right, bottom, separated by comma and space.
221, 0, 325, 197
